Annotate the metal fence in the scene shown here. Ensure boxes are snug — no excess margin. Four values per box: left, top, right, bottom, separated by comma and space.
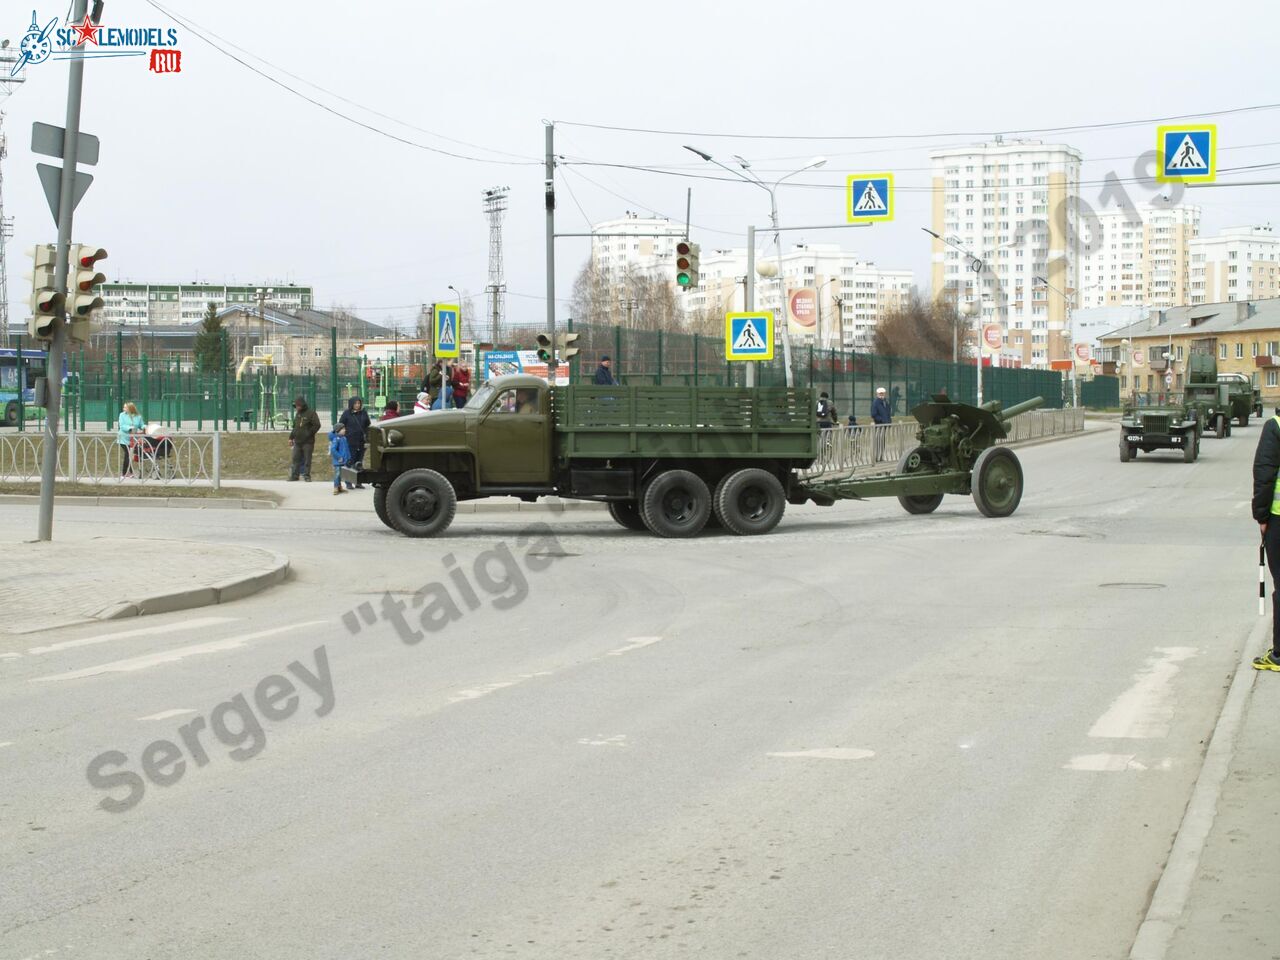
0, 431, 220, 486
800, 408, 1085, 478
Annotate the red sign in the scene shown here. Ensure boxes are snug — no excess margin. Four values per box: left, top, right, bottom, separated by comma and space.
787, 288, 818, 332
1132, 348, 1145, 366
982, 324, 1003, 351
1074, 342, 1091, 362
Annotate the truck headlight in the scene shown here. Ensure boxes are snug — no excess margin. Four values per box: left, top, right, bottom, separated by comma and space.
385, 429, 403, 446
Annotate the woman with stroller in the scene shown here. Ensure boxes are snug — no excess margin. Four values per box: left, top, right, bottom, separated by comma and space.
116, 401, 144, 478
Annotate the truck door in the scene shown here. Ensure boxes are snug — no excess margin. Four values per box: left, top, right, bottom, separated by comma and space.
477, 385, 550, 485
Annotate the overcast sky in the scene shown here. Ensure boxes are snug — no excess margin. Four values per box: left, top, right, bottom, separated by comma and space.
3, 0, 1278, 333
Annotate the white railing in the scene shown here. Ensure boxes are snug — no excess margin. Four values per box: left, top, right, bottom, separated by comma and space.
0, 431, 220, 487
800, 408, 1084, 478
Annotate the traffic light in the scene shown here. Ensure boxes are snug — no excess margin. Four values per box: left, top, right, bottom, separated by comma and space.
558, 331, 580, 360
68, 244, 108, 342
675, 240, 700, 289
24, 244, 62, 340
535, 333, 553, 364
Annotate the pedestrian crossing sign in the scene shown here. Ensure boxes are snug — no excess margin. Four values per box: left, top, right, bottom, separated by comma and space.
434, 303, 460, 358
1157, 125, 1216, 183
846, 173, 894, 223
725, 312, 773, 361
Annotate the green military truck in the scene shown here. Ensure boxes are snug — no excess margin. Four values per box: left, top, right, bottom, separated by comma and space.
1217, 372, 1262, 425
1119, 394, 1202, 462
346, 375, 1043, 538
1182, 338, 1235, 439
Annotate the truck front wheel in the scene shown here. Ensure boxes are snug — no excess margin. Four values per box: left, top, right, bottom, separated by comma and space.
373, 486, 393, 529
1214, 414, 1226, 439
641, 469, 711, 538
1119, 440, 1132, 462
1184, 432, 1198, 463
386, 468, 458, 537
715, 468, 786, 535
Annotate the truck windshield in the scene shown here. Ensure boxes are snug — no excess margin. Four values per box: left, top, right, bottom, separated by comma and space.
468, 383, 496, 410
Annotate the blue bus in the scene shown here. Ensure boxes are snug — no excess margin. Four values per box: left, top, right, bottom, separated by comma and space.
0, 348, 49, 426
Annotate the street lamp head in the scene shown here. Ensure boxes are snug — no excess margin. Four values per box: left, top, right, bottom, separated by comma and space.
683, 145, 713, 162
732, 155, 751, 170
755, 261, 778, 278
959, 300, 977, 318
806, 156, 828, 170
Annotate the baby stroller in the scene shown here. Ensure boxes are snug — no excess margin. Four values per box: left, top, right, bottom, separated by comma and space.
128, 423, 177, 479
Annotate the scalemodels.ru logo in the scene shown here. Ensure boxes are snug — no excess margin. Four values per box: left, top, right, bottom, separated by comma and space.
10, 8, 182, 76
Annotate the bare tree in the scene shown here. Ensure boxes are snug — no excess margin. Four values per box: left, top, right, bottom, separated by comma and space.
873, 292, 966, 361
570, 260, 686, 332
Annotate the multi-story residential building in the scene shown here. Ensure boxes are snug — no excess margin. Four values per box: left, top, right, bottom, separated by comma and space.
930, 140, 1082, 367
99, 281, 314, 326
1189, 226, 1280, 304
1079, 202, 1200, 308
1098, 298, 1280, 407
590, 213, 685, 282
683, 243, 913, 349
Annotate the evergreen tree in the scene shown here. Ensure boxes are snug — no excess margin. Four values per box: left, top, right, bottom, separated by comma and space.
193, 302, 224, 373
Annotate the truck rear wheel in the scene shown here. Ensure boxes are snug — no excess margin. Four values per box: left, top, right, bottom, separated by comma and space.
373, 486, 393, 529
971, 447, 1023, 518
386, 468, 457, 537
641, 469, 711, 538
714, 468, 786, 536
607, 500, 647, 531
895, 446, 944, 514
3, 401, 17, 427
1184, 432, 1198, 463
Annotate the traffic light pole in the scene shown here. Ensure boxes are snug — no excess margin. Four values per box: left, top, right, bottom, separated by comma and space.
544, 123, 558, 386
38, 0, 89, 542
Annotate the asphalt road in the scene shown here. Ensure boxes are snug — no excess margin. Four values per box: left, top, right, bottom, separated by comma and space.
0, 424, 1263, 960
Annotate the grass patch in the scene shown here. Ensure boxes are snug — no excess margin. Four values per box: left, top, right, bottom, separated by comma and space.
0, 482, 282, 504
218, 431, 301, 480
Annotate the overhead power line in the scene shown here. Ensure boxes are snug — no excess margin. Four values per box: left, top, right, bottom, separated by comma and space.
144, 1, 538, 166
554, 101, 1280, 142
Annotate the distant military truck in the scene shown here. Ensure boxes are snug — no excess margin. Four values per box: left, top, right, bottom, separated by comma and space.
1217, 372, 1262, 425
1183, 338, 1233, 439
1120, 394, 1201, 463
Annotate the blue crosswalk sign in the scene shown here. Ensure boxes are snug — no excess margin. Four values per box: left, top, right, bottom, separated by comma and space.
846, 173, 894, 223
725, 312, 773, 361
1158, 125, 1216, 183
434, 303, 460, 358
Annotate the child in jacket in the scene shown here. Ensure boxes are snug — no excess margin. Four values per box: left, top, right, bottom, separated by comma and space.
328, 425, 350, 495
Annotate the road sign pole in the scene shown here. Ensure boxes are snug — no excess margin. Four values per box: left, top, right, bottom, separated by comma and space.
745, 226, 755, 388
38, 0, 89, 542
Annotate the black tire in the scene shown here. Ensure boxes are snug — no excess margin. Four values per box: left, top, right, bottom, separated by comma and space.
971, 446, 1024, 518
1225, 419, 1232, 438
895, 445, 944, 514
640, 469, 711, 538
607, 500, 647, 531
385, 468, 457, 537
1184, 432, 1198, 463
1238, 412, 1249, 428
1214, 414, 1226, 439
714, 468, 786, 536
3, 401, 17, 427
373, 485, 394, 530
1119, 440, 1132, 463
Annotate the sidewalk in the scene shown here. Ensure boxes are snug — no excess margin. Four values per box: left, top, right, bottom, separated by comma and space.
1164, 671, 1280, 959
0, 536, 289, 634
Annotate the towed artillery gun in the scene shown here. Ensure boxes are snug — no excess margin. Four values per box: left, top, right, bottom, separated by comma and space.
804, 394, 1044, 518
348, 376, 1046, 538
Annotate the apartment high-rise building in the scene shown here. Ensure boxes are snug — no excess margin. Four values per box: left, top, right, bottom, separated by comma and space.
684, 243, 913, 349
100, 281, 313, 326
589, 212, 686, 282
1189, 225, 1280, 304
930, 140, 1081, 367
1079, 202, 1200, 308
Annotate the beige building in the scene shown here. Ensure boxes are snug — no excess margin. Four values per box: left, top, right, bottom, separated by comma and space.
1189, 226, 1280, 304
1097, 298, 1280, 407
930, 140, 1081, 368
1079, 202, 1200, 308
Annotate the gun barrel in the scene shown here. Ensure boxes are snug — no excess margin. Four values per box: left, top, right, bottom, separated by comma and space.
999, 396, 1045, 420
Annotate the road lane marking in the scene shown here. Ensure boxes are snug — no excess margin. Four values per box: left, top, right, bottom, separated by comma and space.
768, 748, 875, 761
0, 741, 13, 748
448, 671, 553, 704
1065, 754, 1177, 772
137, 709, 198, 721
1089, 646, 1197, 740
27, 616, 237, 655
29, 621, 325, 683
607, 636, 663, 656
578, 734, 628, 747
0, 652, 21, 660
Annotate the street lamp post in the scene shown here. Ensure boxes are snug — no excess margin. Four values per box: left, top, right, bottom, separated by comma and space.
960, 299, 980, 404
684, 146, 826, 388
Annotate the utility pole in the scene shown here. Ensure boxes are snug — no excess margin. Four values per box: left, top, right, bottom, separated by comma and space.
544, 123, 557, 385
0, 38, 28, 337
37, 0, 91, 541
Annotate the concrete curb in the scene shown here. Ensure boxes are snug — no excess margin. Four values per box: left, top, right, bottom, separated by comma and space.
1128, 618, 1265, 960
87, 547, 290, 622
0, 494, 276, 509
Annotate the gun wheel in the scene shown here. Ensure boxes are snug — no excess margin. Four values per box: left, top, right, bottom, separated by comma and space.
896, 445, 944, 515
971, 446, 1023, 518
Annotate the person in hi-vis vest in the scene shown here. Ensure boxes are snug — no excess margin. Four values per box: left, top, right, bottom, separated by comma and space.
1249, 414, 1280, 671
